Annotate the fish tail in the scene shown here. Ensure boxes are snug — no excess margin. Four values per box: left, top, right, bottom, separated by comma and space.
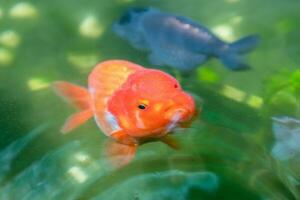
220, 54, 250, 71
52, 81, 93, 134
221, 35, 259, 70
229, 35, 260, 54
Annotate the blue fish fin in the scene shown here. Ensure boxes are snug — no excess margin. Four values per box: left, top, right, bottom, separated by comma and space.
221, 35, 259, 70
173, 53, 207, 71
229, 35, 260, 54
194, 54, 207, 66
220, 54, 250, 71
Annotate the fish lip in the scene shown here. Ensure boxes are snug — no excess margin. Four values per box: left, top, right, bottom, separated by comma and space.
165, 109, 189, 133
170, 109, 185, 121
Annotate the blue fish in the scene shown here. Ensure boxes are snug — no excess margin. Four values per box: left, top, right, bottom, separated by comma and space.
113, 7, 259, 71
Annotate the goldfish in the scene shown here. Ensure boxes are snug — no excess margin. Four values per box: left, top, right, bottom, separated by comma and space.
113, 7, 259, 71
53, 60, 196, 167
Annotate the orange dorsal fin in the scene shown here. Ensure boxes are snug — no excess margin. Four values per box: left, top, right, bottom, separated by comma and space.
89, 60, 144, 98
53, 81, 93, 134
88, 60, 144, 134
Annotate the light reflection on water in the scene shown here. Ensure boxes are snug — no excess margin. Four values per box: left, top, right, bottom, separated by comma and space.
9, 2, 38, 19
79, 15, 105, 39
0, 48, 13, 66
0, 30, 21, 48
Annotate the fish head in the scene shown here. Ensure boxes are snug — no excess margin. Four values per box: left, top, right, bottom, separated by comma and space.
112, 7, 154, 47
108, 69, 196, 137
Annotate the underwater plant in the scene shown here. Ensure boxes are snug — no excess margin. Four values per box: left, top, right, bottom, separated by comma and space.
263, 69, 300, 118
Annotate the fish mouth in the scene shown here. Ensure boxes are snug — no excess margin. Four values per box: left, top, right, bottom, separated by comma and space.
165, 109, 190, 133
116, 7, 149, 25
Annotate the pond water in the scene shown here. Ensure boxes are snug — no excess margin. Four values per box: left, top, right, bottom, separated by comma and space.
0, 0, 299, 199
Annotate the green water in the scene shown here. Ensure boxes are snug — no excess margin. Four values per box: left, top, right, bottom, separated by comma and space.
0, 0, 300, 199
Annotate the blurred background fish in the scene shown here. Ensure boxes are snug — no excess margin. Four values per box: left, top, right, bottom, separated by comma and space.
113, 7, 260, 71
271, 116, 300, 160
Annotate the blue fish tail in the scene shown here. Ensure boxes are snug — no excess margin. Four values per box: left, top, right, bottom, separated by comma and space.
220, 35, 259, 70
220, 54, 249, 70
229, 35, 260, 54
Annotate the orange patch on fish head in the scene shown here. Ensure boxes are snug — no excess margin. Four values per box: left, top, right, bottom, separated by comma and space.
108, 69, 196, 137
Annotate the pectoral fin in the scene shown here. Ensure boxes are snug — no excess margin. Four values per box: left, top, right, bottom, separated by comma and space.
179, 121, 193, 128
161, 135, 180, 150
111, 130, 138, 146
105, 140, 137, 168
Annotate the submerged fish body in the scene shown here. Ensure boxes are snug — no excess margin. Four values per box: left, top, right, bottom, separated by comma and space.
113, 7, 259, 71
53, 60, 196, 167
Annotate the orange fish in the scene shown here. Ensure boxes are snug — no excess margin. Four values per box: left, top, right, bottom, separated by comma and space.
53, 60, 196, 167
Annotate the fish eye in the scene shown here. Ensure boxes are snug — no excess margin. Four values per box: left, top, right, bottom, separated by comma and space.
138, 104, 147, 110
174, 84, 178, 88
